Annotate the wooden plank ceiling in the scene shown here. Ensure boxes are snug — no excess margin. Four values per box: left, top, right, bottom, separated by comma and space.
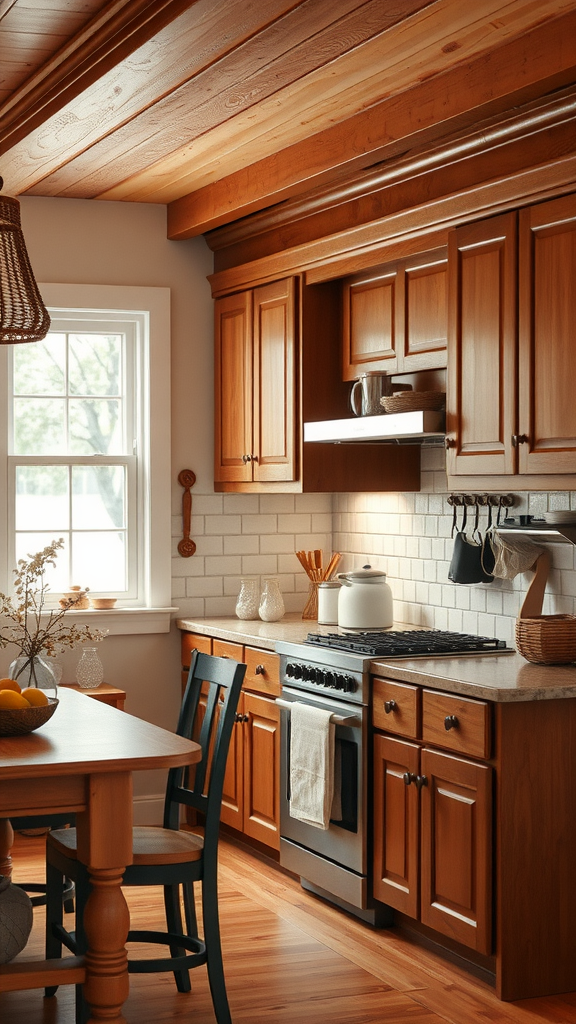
0, 0, 574, 239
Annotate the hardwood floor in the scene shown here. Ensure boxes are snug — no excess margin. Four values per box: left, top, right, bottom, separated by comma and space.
2, 831, 576, 1024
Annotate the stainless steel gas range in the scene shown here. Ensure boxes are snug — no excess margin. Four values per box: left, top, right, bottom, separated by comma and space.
276, 629, 509, 923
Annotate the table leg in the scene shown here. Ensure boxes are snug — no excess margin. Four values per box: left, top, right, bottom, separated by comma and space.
0, 818, 14, 877
76, 772, 133, 1024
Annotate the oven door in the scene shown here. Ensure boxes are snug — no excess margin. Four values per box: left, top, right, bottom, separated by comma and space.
279, 686, 367, 884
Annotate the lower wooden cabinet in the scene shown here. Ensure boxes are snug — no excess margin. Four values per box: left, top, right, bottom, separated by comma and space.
180, 630, 281, 851
221, 689, 280, 849
373, 733, 492, 955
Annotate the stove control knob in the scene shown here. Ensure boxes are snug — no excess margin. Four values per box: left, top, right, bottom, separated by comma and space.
324, 671, 335, 688
345, 675, 357, 693
285, 662, 295, 677
292, 663, 303, 679
335, 674, 346, 690
302, 666, 314, 682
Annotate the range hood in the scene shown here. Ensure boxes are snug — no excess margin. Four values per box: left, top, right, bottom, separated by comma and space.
304, 410, 445, 445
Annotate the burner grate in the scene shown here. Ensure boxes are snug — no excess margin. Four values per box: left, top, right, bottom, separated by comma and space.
305, 629, 508, 657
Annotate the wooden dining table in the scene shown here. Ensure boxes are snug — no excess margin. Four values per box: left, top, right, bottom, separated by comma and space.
0, 687, 201, 1023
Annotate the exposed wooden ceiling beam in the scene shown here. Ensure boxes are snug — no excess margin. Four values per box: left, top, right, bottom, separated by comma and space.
168, 7, 576, 239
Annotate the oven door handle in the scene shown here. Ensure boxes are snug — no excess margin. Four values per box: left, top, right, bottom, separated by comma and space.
276, 697, 360, 727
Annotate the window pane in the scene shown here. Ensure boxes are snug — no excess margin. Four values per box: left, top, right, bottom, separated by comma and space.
15, 533, 70, 593
13, 335, 66, 396
69, 399, 123, 455
73, 532, 126, 591
72, 466, 125, 529
15, 466, 69, 531
68, 335, 122, 396
13, 398, 66, 454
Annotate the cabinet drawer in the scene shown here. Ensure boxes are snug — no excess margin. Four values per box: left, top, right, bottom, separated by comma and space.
372, 678, 420, 739
181, 632, 212, 669
244, 647, 280, 697
422, 690, 491, 760
212, 638, 244, 660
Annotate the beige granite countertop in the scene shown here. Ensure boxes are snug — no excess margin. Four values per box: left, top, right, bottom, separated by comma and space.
176, 614, 576, 702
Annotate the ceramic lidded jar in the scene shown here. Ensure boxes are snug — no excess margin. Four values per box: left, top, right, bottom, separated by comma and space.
337, 564, 393, 630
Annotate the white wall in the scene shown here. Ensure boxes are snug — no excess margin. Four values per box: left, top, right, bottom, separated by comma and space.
12, 196, 215, 821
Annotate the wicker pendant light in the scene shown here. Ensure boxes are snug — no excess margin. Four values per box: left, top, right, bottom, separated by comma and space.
0, 178, 50, 344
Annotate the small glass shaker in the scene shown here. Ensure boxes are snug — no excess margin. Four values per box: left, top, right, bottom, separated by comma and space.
259, 577, 285, 622
75, 647, 104, 689
235, 578, 259, 620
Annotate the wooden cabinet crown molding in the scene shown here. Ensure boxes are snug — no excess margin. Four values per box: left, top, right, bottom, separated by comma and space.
206, 86, 576, 295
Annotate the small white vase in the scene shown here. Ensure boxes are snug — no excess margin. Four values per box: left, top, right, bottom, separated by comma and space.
75, 647, 104, 689
259, 577, 285, 622
235, 578, 259, 620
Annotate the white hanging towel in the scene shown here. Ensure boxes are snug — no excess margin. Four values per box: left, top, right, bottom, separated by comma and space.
289, 702, 335, 830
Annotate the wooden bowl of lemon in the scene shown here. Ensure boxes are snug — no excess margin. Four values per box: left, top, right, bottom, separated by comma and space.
0, 679, 58, 737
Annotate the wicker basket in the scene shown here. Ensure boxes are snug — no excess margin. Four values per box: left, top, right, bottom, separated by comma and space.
0, 697, 58, 737
515, 615, 576, 664
380, 390, 445, 413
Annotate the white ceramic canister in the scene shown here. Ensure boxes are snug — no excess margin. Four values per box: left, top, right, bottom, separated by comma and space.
317, 580, 341, 625
337, 564, 393, 630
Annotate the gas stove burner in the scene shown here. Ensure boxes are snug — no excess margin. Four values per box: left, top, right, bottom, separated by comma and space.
304, 629, 509, 657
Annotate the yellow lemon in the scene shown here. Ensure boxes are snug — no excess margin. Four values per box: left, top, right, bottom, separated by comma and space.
21, 687, 50, 707
0, 677, 21, 693
0, 689, 30, 709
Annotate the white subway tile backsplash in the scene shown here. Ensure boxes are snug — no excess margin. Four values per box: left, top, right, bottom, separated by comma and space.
242, 514, 278, 535
171, 470, 576, 624
223, 534, 259, 555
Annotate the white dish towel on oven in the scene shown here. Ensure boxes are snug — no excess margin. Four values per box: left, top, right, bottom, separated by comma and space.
289, 702, 335, 830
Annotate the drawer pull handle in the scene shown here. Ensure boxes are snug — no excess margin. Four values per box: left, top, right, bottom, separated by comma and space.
255, 664, 265, 675
384, 699, 397, 714
444, 714, 459, 731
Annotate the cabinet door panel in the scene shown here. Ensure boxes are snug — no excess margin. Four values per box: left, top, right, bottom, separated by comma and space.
253, 278, 296, 482
343, 271, 399, 378
446, 213, 517, 475
214, 291, 253, 482
243, 691, 280, 849
220, 694, 244, 830
373, 734, 419, 918
518, 194, 576, 473
420, 748, 492, 954
404, 258, 447, 368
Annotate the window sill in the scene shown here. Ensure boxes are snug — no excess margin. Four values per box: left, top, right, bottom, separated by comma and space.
58, 607, 177, 636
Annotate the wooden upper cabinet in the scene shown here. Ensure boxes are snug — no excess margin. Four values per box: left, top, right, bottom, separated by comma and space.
518, 194, 576, 474
252, 278, 296, 483
214, 278, 296, 485
342, 250, 447, 380
214, 289, 253, 483
446, 212, 518, 477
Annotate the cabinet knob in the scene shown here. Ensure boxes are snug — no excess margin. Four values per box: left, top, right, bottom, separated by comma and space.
444, 436, 455, 449
444, 714, 459, 731
403, 772, 416, 786
255, 664, 265, 675
384, 699, 397, 714
234, 712, 243, 722
414, 775, 428, 790
242, 454, 253, 464
511, 434, 529, 447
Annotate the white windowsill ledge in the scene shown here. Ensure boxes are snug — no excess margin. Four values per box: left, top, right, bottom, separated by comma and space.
53, 607, 178, 636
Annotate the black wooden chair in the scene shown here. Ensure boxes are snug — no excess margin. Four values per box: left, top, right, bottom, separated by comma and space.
45, 650, 246, 1024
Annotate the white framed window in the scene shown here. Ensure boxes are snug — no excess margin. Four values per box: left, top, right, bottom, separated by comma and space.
0, 284, 172, 635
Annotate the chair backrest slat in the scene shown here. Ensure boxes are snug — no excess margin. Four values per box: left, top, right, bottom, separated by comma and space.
163, 650, 246, 842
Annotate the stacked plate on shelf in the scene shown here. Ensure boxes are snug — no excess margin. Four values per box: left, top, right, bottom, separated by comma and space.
544, 511, 576, 525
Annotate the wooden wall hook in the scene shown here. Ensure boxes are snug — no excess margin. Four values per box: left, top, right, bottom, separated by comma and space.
177, 469, 196, 557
